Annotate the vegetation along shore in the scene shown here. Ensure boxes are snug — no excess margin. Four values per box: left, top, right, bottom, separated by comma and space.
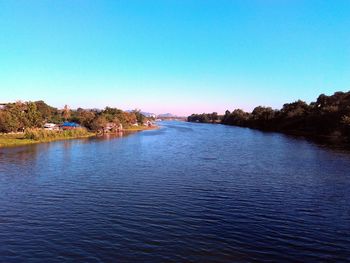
0, 101, 156, 148
188, 91, 350, 142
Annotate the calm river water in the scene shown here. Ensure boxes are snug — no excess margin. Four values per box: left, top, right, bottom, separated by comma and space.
0, 121, 350, 262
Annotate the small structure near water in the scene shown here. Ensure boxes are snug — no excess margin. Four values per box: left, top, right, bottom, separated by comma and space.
44, 123, 59, 131
61, 122, 80, 130
105, 123, 123, 133
0, 103, 6, 110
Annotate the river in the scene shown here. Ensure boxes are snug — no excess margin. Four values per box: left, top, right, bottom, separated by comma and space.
0, 121, 349, 262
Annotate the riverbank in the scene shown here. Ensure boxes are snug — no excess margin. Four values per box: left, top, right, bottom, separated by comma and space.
0, 131, 95, 148
187, 91, 350, 144
124, 125, 160, 132
0, 125, 159, 148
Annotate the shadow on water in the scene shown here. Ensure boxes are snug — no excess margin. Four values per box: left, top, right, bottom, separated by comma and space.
294, 135, 350, 154
257, 129, 350, 155
0, 144, 41, 166
209, 122, 350, 155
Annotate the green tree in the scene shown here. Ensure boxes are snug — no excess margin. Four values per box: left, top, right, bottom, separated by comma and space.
211, 112, 218, 122
0, 110, 20, 132
133, 110, 145, 124
26, 102, 43, 128
91, 115, 108, 133
74, 109, 96, 129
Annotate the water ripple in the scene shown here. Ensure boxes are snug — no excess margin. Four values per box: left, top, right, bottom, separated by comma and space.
0, 121, 350, 262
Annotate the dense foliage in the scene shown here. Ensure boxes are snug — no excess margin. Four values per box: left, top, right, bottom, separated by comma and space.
188, 91, 350, 139
0, 101, 147, 133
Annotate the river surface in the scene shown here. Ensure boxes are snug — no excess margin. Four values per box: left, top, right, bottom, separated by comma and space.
0, 121, 349, 262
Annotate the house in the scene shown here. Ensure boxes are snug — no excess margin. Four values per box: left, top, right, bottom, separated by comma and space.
0, 103, 6, 110
44, 123, 59, 131
105, 123, 115, 131
61, 122, 80, 130
143, 120, 153, 127
147, 113, 156, 118
104, 123, 123, 132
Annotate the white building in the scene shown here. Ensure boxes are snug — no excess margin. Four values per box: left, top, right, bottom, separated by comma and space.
44, 123, 59, 131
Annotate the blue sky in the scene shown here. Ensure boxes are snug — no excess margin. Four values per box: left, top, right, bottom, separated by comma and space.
0, 0, 349, 115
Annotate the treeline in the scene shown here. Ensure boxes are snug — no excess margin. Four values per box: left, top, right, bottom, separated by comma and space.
188, 91, 350, 139
0, 100, 147, 133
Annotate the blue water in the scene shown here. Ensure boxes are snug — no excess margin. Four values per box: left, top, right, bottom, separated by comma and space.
0, 121, 350, 262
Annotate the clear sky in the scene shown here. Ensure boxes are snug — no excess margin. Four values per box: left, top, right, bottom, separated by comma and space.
1, 0, 349, 116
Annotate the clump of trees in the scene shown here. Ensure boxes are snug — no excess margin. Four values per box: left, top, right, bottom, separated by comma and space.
0, 101, 48, 133
70, 107, 139, 133
188, 91, 350, 139
187, 112, 219, 123
0, 101, 147, 133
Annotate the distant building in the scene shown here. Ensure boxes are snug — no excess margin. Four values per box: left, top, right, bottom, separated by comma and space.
105, 123, 115, 131
44, 123, 59, 131
61, 122, 80, 130
147, 113, 156, 118
0, 103, 7, 110
105, 123, 123, 132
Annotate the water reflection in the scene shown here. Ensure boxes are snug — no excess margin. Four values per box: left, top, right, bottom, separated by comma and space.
0, 144, 40, 166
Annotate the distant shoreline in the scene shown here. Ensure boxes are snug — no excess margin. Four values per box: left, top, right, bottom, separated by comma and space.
188, 91, 350, 144
0, 100, 160, 148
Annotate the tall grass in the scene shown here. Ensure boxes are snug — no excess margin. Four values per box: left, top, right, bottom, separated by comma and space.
24, 128, 91, 141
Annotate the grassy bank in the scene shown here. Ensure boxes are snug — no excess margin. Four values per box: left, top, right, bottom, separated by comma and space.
0, 126, 158, 148
0, 133, 38, 147
124, 125, 159, 132
0, 129, 95, 148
